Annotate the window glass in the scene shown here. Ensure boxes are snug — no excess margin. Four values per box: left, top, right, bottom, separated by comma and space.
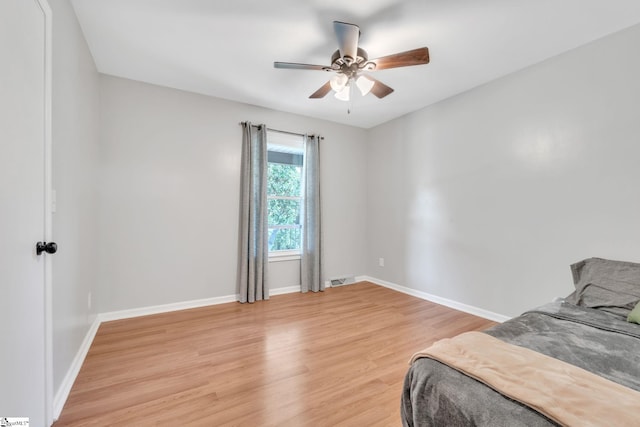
267, 131, 304, 254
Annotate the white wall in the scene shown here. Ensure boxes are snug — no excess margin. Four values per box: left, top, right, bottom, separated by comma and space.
366, 23, 640, 318
97, 76, 368, 312
50, 0, 100, 396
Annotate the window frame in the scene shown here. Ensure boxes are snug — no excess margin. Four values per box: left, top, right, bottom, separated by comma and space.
266, 131, 305, 260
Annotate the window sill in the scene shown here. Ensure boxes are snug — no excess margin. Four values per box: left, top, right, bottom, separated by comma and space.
269, 252, 301, 262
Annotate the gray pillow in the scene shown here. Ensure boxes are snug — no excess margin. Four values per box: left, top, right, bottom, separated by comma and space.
565, 257, 640, 318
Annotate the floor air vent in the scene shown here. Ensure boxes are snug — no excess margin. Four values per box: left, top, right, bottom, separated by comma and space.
330, 276, 355, 287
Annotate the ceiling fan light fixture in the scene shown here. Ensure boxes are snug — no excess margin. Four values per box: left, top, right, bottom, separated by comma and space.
330, 74, 348, 92
334, 83, 350, 101
355, 75, 375, 96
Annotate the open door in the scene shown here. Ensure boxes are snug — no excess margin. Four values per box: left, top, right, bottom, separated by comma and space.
0, 0, 53, 425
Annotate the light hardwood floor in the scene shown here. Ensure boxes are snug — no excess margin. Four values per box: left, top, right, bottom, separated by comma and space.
54, 282, 496, 426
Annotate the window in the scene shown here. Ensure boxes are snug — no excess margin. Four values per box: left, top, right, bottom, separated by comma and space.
267, 131, 304, 256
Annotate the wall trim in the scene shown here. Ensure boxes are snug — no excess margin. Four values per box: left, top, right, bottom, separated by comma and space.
269, 285, 301, 296
52, 284, 302, 418
98, 285, 303, 322
357, 275, 511, 323
98, 294, 238, 323
53, 315, 100, 420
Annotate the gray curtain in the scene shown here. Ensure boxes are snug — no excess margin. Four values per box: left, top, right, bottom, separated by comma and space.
238, 122, 269, 303
301, 134, 323, 292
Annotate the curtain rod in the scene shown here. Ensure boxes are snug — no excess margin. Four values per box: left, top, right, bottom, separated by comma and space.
239, 122, 324, 140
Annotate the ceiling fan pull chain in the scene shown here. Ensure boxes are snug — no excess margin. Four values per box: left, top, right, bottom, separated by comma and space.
347, 81, 354, 114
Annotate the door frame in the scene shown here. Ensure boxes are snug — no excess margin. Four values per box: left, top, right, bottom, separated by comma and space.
35, 0, 54, 423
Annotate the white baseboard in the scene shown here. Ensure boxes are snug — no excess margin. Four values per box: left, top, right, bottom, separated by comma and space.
98, 294, 239, 323
53, 284, 301, 420
270, 285, 301, 296
357, 275, 511, 323
53, 316, 101, 420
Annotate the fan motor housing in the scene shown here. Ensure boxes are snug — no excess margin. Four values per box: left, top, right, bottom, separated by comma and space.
331, 48, 371, 76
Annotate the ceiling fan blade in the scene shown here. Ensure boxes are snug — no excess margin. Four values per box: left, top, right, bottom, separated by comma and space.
309, 81, 332, 99
366, 76, 394, 98
274, 62, 330, 71
333, 21, 360, 63
369, 47, 430, 70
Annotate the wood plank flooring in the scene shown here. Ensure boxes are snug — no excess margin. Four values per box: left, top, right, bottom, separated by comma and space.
53, 282, 496, 426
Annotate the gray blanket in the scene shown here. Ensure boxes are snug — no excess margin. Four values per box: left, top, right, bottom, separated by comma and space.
401, 302, 640, 427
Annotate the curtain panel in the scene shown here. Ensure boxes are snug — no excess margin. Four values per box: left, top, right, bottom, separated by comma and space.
238, 122, 269, 303
301, 134, 323, 293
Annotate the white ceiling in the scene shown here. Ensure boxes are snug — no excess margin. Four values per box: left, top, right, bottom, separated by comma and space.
71, 0, 640, 129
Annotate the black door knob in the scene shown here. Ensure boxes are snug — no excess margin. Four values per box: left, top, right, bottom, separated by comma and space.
36, 241, 58, 255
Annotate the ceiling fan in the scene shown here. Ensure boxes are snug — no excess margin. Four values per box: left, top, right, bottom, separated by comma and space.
274, 21, 430, 102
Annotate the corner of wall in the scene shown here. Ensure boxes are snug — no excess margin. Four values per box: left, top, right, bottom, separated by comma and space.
357, 275, 511, 323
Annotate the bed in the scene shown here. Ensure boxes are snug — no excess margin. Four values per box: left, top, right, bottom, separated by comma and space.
401, 257, 640, 427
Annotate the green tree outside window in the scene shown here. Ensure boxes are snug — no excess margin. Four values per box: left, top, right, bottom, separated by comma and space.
267, 162, 303, 251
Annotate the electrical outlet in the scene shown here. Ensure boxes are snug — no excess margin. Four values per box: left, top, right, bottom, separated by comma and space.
379, 257, 385, 267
